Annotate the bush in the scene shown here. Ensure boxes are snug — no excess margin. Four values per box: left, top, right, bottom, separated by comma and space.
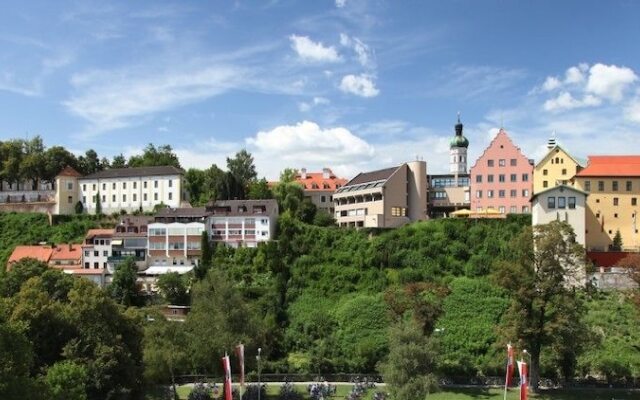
188, 383, 212, 400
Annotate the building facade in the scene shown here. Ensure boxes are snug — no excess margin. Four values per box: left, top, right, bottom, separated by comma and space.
294, 168, 347, 215
574, 156, 640, 251
333, 161, 427, 228
54, 166, 83, 215
82, 229, 114, 270
76, 166, 186, 215
205, 200, 278, 247
531, 185, 588, 246
109, 215, 154, 272
147, 221, 205, 272
470, 129, 533, 214
533, 138, 583, 194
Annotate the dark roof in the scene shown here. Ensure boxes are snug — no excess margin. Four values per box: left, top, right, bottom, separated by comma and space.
345, 166, 400, 187
80, 165, 184, 180
155, 207, 209, 219
206, 199, 279, 217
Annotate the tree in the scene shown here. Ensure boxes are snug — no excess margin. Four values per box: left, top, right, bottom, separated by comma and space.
43, 146, 78, 186
44, 360, 88, 400
0, 258, 49, 297
612, 229, 623, 251
378, 319, 438, 400
74, 201, 84, 214
111, 154, 127, 168
493, 221, 587, 391
195, 231, 213, 279
313, 211, 336, 227
247, 178, 273, 200
20, 136, 45, 189
95, 191, 102, 215
144, 316, 188, 399
109, 258, 142, 307
185, 168, 206, 205
297, 198, 317, 224
128, 144, 181, 168
0, 139, 24, 187
0, 319, 41, 400
77, 149, 103, 175
279, 168, 298, 183
227, 149, 257, 190
157, 272, 189, 306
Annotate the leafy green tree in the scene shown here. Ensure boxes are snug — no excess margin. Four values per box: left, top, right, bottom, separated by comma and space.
195, 231, 213, 280
0, 258, 49, 297
0, 319, 40, 400
227, 149, 257, 190
313, 211, 336, 227
109, 258, 142, 307
95, 191, 102, 215
77, 149, 103, 175
279, 168, 298, 183
44, 360, 88, 400
111, 154, 127, 168
185, 168, 206, 205
157, 272, 189, 305
128, 144, 181, 168
74, 201, 84, 214
612, 229, 623, 251
247, 178, 273, 200
0, 139, 24, 187
20, 136, 45, 189
378, 319, 438, 400
493, 221, 586, 391
43, 146, 78, 186
143, 316, 188, 399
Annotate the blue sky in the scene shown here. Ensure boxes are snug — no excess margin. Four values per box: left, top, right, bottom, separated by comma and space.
1, 0, 639, 179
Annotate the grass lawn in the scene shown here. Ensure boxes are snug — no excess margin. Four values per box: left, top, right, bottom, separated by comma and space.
167, 384, 638, 400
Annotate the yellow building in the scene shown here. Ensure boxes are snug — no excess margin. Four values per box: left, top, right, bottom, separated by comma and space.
533, 139, 583, 194
573, 156, 640, 251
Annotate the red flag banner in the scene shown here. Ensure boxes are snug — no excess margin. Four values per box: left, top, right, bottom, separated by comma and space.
235, 344, 245, 394
506, 344, 515, 387
517, 361, 528, 400
222, 354, 233, 400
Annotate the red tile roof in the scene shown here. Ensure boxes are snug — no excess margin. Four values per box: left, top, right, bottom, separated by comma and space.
295, 170, 348, 191
85, 229, 115, 238
50, 244, 82, 261
56, 166, 83, 177
7, 245, 54, 266
576, 156, 640, 177
587, 251, 630, 268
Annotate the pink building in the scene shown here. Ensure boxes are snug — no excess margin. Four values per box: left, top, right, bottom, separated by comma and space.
470, 129, 533, 214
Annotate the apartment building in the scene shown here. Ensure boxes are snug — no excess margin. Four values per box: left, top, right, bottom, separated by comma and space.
109, 215, 154, 272
533, 138, 583, 194
294, 168, 348, 214
573, 156, 640, 251
333, 161, 427, 228
82, 229, 114, 270
531, 185, 588, 246
470, 129, 533, 214
205, 199, 278, 247
75, 166, 186, 215
147, 221, 205, 273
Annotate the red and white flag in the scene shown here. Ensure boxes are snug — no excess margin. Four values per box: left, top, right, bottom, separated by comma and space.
505, 344, 515, 387
235, 344, 245, 397
222, 354, 233, 400
517, 360, 528, 400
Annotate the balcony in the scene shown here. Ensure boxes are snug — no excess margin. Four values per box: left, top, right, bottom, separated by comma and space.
107, 255, 145, 263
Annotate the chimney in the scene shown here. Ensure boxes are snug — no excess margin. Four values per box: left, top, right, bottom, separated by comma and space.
68, 244, 72, 251
300, 168, 307, 180
322, 168, 331, 179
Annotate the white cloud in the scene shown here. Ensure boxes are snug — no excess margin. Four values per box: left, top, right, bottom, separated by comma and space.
339, 33, 374, 68
625, 98, 640, 124
298, 96, 330, 112
339, 74, 379, 97
335, 0, 347, 8
542, 76, 561, 91
65, 65, 248, 133
586, 63, 638, 102
543, 91, 601, 112
289, 35, 341, 63
564, 65, 586, 84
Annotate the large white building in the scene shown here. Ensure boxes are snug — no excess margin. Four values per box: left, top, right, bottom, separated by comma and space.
205, 200, 279, 248
147, 221, 205, 273
74, 166, 186, 215
531, 184, 588, 246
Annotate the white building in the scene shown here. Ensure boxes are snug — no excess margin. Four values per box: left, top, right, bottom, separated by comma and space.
77, 166, 186, 215
531, 184, 588, 246
147, 221, 205, 273
205, 200, 278, 248
82, 229, 114, 270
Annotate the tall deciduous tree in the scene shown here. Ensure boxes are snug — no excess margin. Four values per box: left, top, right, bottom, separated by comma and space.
493, 221, 587, 391
109, 258, 142, 307
247, 178, 273, 200
143, 316, 188, 399
195, 231, 213, 280
185, 168, 206, 205
157, 272, 189, 306
128, 144, 181, 168
227, 149, 257, 190
111, 154, 127, 168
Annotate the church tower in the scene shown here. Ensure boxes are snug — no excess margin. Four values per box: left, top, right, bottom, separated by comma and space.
449, 113, 469, 180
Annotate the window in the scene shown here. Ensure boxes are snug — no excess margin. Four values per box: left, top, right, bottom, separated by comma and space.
548, 197, 556, 209
391, 207, 407, 217
499, 159, 506, 167
84, 250, 90, 257
102, 195, 106, 203
112, 182, 116, 189
543, 169, 548, 176
123, 194, 127, 202
488, 174, 494, 183
94, 262, 99, 269
94, 251, 99, 257
123, 182, 127, 189
133, 194, 137, 202
633, 198, 637, 206
543, 181, 548, 188
112, 195, 116, 202
499, 174, 505, 182
510, 189, 517, 197
522, 206, 529, 213
154, 193, 158, 201
154, 181, 158, 188
144, 181, 148, 189
522, 189, 529, 197
82, 184, 86, 191
627, 181, 632, 191
102, 183, 106, 190
568, 197, 576, 209
321, 195, 326, 202
598, 181, 604, 191
67, 195, 73, 204
585, 181, 591, 191
499, 206, 505, 214
103, 250, 108, 256
84, 262, 89, 269
168, 192, 173, 200
133, 182, 137, 189
487, 190, 494, 198
510, 174, 517, 182
144, 193, 148, 201
476, 190, 482, 198
613, 197, 619, 206
83, 196, 86, 203
558, 197, 566, 209
561, 168, 567, 175
169, 180, 173, 187
510, 206, 517, 213
92, 183, 96, 190
612, 181, 619, 191
488, 159, 494, 167
476, 175, 482, 183
510, 159, 517, 166
522, 173, 529, 182
499, 190, 505, 198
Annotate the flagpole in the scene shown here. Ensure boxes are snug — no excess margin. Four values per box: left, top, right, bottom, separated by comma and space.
504, 343, 512, 400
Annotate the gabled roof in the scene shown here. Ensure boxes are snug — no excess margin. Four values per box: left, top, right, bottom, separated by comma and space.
530, 184, 588, 201
295, 170, 348, 191
50, 244, 82, 261
576, 156, 640, 177
470, 129, 531, 170
535, 145, 584, 169
85, 229, 115, 239
56, 166, 83, 178
8, 245, 54, 265
80, 165, 184, 180
344, 166, 400, 187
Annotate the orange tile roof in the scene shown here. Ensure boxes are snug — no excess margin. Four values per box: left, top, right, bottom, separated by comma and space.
7, 245, 54, 265
295, 170, 348, 191
50, 244, 83, 261
576, 156, 640, 177
56, 166, 83, 177
85, 228, 115, 238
